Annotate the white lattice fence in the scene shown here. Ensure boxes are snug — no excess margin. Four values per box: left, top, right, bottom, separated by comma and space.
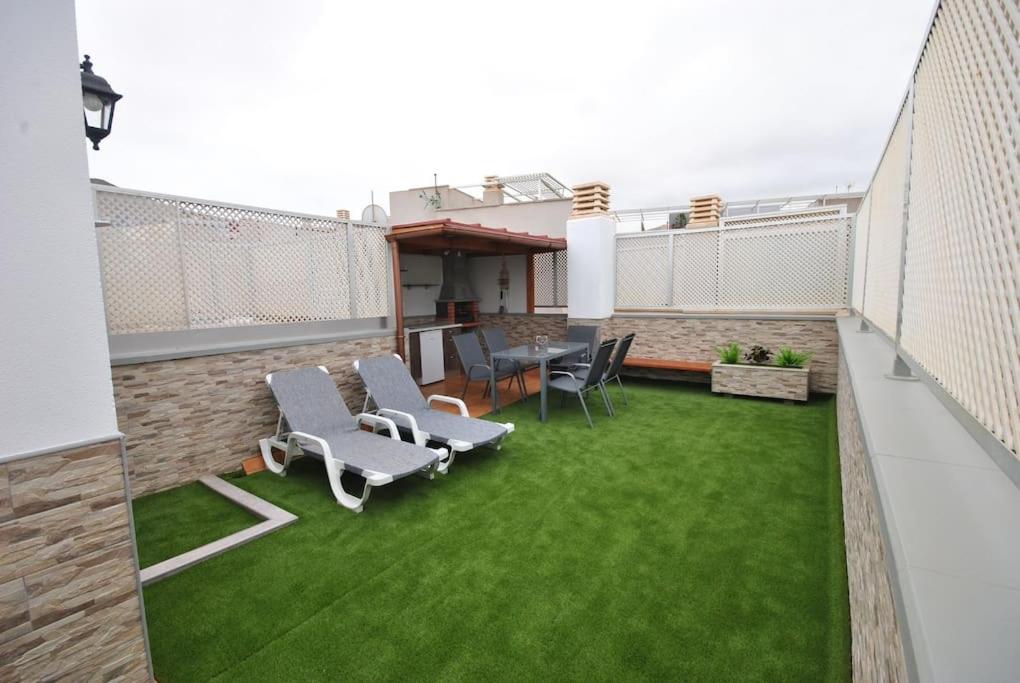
94, 187, 390, 335
897, 0, 1020, 455
616, 216, 852, 311
861, 100, 912, 337
534, 251, 568, 307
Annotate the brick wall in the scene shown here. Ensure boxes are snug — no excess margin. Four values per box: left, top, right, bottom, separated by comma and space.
571, 315, 839, 393
477, 313, 568, 347
113, 334, 396, 497
837, 350, 909, 681
0, 439, 150, 680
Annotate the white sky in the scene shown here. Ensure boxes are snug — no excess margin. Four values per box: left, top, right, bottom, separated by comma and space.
76, 0, 935, 217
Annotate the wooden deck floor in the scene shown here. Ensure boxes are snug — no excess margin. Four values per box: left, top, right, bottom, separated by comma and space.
424, 368, 543, 418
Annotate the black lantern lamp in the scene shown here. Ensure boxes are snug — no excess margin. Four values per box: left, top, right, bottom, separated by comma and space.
80, 55, 122, 150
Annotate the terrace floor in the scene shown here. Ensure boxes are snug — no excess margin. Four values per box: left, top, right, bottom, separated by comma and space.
135, 381, 850, 681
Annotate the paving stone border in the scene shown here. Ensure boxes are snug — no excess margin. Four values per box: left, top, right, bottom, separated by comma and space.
139, 475, 296, 586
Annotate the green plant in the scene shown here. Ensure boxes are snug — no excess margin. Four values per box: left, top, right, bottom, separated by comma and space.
775, 346, 813, 368
717, 342, 741, 364
744, 345, 772, 364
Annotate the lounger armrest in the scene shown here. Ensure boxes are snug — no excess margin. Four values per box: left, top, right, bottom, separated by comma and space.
549, 370, 583, 390
354, 413, 401, 441
427, 394, 469, 417
375, 408, 430, 447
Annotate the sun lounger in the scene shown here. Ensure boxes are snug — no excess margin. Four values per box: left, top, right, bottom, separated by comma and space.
259, 366, 446, 513
354, 354, 514, 471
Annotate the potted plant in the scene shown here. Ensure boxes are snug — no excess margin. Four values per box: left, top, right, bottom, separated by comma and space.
711, 343, 812, 402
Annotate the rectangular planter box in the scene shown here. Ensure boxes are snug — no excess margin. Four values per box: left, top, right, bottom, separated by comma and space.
711, 362, 809, 402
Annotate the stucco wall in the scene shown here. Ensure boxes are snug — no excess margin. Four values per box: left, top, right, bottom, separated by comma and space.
0, 0, 119, 457
113, 334, 396, 496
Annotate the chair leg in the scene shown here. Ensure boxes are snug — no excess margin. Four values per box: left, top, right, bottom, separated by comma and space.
482, 380, 491, 399
615, 375, 628, 406
517, 370, 528, 402
599, 382, 615, 416
576, 390, 593, 428
559, 391, 566, 408
460, 379, 469, 400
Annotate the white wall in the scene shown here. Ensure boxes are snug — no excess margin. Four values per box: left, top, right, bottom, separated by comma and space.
0, 0, 119, 458
469, 255, 527, 313
400, 253, 443, 317
389, 188, 572, 238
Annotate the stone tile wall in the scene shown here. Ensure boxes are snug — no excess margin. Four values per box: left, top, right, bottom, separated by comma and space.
477, 313, 568, 348
569, 315, 839, 393
837, 350, 909, 681
0, 439, 150, 680
711, 363, 810, 401
113, 334, 396, 497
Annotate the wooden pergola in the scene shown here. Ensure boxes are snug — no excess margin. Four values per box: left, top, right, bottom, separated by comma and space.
387, 219, 567, 356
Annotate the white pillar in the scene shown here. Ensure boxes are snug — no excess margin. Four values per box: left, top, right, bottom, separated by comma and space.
0, 0, 119, 456
567, 214, 616, 319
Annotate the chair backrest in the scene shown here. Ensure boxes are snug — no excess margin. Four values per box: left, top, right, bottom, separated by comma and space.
355, 355, 428, 414
266, 367, 357, 435
605, 333, 635, 379
452, 332, 487, 376
480, 327, 510, 355
583, 339, 617, 389
566, 325, 599, 361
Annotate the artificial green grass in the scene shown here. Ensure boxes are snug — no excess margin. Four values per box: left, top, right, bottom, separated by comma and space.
137, 382, 850, 681
132, 481, 259, 569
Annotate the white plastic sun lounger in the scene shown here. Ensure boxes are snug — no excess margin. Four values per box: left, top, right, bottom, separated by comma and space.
259, 366, 447, 513
353, 354, 514, 471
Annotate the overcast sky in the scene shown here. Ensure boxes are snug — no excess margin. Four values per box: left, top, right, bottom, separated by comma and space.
76, 0, 934, 217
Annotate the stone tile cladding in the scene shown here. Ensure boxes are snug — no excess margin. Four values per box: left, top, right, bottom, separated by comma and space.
112, 334, 396, 497
569, 315, 838, 393
476, 313, 568, 348
711, 363, 810, 401
837, 349, 909, 681
0, 439, 149, 680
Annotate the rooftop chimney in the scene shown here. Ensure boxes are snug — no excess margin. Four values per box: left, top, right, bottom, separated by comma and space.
336, 209, 350, 220
688, 195, 722, 227
482, 175, 504, 206
571, 181, 610, 217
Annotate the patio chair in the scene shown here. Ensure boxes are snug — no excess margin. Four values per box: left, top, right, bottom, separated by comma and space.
548, 339, 617, 428
480, 326, 531, 402
573, 333, 636, 408
354, 355, 515, 469
452, 331, 526, 404
550, 325, 599, 372
258, 366, 447, 513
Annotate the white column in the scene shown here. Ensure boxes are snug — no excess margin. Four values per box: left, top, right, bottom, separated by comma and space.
566, 214, 616, 319
0, 0, 119, 458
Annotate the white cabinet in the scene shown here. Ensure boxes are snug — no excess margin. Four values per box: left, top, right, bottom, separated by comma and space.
417, 329, 445, 385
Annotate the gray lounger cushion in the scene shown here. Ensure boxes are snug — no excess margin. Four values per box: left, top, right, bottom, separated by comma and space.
268, 367, 437, 478
357, 355, 509, 448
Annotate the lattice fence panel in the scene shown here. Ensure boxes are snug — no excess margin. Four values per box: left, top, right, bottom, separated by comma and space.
850, 191, 872, 311
862, 100, 912, 336
350, 223, 390, 317
95, 193, 188, 334
671, 230, 718, 309
92, 188, 392, 334
534, 251, 567, 307
899, 0, 1020, 454
718, 219, 852, 310
616, 235, 671, 307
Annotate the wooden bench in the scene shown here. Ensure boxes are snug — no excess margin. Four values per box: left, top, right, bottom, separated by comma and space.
622, 357, 714, 373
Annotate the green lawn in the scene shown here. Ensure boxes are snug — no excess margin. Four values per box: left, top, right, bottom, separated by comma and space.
132, 481, 258, 568
136, 381, 850, 681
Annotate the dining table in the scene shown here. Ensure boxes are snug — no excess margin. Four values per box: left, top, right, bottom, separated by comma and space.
489, 340, 589, 422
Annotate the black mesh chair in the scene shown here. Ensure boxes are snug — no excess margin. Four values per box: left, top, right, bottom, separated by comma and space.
550, 325, 599, 372
480, 327, 530, 402
574, 333, 635, 409
452, 331, 525, 404
547, 339, 616, 428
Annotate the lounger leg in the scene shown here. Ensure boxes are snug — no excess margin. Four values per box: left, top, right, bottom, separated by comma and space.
615, 375, 628, 406
576, 391, 593, 428
299, 436, 373, 513
259, 436, 301, 476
